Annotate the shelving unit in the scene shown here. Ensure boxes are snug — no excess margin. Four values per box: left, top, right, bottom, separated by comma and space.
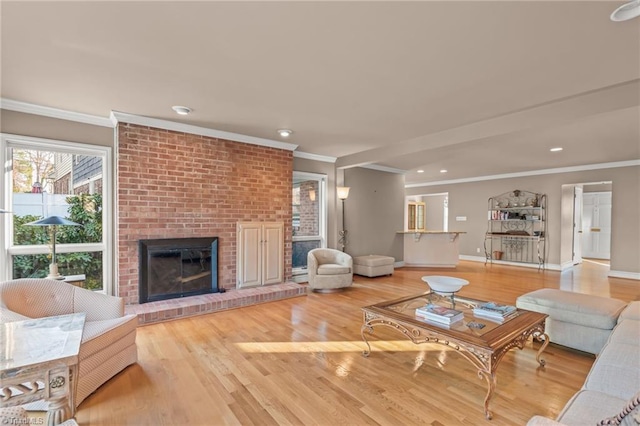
484, 190, 547, 269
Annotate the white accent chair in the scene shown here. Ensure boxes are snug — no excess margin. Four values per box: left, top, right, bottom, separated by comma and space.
307, 248, 353, 292
0, 279, 138, 408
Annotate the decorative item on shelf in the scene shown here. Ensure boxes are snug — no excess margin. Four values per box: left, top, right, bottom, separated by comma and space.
337, 186, 350, 252
25, 215, 82, 280
485, 190, 547, 270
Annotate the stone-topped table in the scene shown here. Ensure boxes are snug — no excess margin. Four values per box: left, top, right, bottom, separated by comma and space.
1, 313, 85, 426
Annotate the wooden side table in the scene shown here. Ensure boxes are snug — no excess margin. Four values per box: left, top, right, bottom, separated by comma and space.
1, 313, 85, 426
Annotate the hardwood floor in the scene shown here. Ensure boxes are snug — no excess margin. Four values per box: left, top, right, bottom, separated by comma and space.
75, 261, 639, 425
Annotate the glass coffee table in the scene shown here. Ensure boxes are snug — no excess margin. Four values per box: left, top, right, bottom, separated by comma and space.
361, 292, 548, 420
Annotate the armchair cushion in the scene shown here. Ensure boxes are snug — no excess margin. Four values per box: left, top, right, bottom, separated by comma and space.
317, 264, 351, 275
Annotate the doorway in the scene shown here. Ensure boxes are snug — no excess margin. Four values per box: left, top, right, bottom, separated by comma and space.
561, 182, 612, 270
404, 193, 448, 231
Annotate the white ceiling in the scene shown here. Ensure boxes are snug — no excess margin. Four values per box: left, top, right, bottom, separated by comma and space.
2, 1, 639, 185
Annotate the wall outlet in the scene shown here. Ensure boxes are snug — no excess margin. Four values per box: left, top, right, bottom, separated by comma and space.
477, 248, 481, 253
456, 216, 467, 221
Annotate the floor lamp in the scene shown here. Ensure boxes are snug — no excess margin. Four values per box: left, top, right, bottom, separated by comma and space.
337, 186, 350, 252
25, 215, 82, 280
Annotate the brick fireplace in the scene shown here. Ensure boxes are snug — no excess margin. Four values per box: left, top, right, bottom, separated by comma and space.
117, 123, 293, 305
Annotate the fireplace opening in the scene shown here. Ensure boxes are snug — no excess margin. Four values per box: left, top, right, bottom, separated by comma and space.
139, 237, 218, 304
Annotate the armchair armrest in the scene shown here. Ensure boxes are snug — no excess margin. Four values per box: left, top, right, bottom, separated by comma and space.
307, 251, 319, 281
335, 251, 353, 268
73, 287, 125, 321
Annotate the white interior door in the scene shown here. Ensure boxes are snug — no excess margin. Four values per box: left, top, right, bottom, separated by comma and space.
582, 192, 612, 260
572, 186, 583, 265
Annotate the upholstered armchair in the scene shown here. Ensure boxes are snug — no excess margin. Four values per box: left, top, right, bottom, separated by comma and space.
0, 279, 138, 408
307, 248, 353, 292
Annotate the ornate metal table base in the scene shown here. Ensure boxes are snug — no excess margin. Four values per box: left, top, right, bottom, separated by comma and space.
361, 313, 549, 420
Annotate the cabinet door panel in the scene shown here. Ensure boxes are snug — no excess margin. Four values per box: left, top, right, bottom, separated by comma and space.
238, 224, 262, 288
262, 223, 284, 285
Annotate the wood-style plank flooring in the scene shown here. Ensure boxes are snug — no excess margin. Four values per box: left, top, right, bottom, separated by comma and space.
74, 261, 639, 425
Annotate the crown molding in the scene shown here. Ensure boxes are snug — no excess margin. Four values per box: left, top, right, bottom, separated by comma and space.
1, 98, 113, 128
293, 151, 337, 163
359, 163, 407, 174
110, 111, 298, 152
405, 160, 640, 188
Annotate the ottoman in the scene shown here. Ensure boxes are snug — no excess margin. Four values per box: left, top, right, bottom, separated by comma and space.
353, 255, 394, 277
516, 288, 627, 354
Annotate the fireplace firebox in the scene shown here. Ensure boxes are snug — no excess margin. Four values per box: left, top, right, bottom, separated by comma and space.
139, 237, 218, 304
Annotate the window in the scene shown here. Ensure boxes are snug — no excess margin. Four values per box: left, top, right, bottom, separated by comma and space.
292, 172, 326, 277
1, 135, 112, 292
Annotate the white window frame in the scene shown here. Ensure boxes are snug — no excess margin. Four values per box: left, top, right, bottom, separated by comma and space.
1, 134, 113, 294
292, 171, 327, 277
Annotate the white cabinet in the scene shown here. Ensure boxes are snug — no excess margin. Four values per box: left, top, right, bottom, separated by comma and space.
237, 222, 284, 288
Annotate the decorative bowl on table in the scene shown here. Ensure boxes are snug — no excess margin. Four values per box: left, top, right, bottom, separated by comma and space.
421, 275, 470, 296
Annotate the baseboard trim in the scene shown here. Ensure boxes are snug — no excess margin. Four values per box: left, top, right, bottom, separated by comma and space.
560, 261, 574, 271
458, 255, 561, 271
608, 270, 640, 281
394, 261, 405, 268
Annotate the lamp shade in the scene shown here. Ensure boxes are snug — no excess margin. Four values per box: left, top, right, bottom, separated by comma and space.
25, 216, 81, 226
337, 186, 350, 200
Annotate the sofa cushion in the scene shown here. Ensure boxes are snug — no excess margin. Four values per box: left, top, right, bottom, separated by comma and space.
516, 289, 627, 330
584, 342, 640, 400
80, 315, 138, 359
619, 302, 640, 322
557, 390, 626, 425
608, 320, 640, 346
317, 264, 351, 275
597, 391, 640, 426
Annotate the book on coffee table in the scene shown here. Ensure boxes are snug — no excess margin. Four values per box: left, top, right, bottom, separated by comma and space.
473, 302, 517, 321
415, 304, 464, 324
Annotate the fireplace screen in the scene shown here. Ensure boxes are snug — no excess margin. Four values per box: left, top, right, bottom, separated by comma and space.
139, 237, 218, 304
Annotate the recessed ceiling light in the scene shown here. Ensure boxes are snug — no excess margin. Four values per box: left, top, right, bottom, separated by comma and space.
417, 170, 424, 173
440, 169, 448, 173
610, 0, 640, 21
172, 106, 192, 115
277, 129, 293, 137
550, 147, 563, 152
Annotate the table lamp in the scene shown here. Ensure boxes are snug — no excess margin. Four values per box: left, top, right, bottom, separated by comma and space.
25, 215, 82, 280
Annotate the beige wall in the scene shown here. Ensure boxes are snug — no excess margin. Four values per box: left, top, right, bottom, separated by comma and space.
0, 109, 114, 147
406, 165, 640, 274
344, 167, 404, 261
424, 194, 447, 231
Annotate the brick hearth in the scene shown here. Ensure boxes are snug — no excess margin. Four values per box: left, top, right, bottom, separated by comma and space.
126, 282, 307, 325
